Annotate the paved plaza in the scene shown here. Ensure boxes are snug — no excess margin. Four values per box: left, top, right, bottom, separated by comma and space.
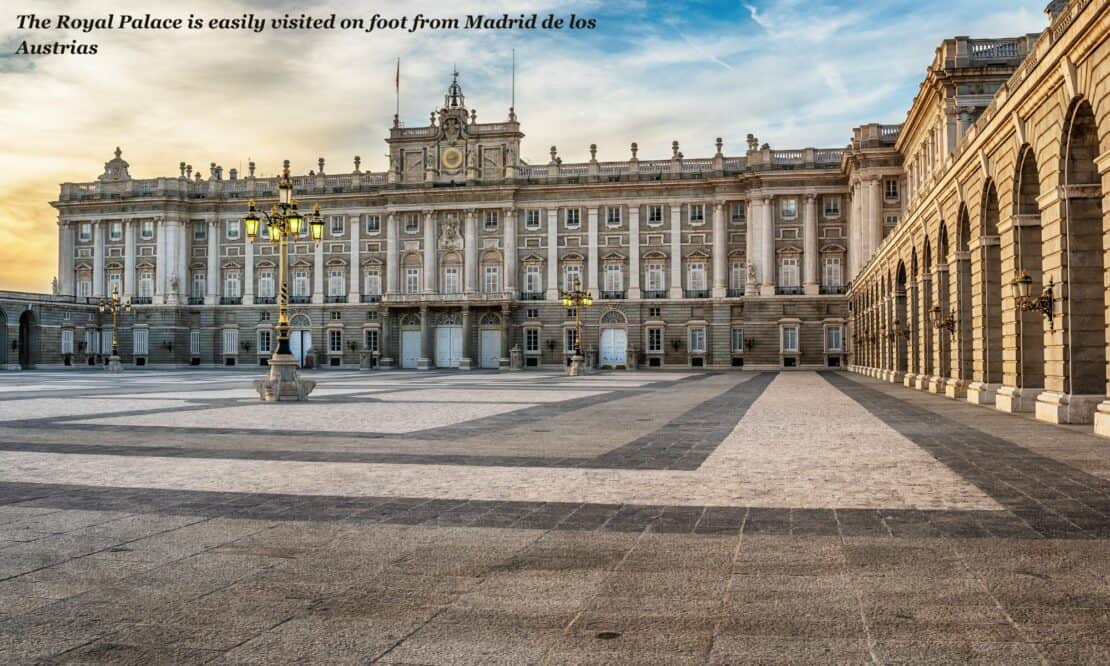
0, 369, 1109, 664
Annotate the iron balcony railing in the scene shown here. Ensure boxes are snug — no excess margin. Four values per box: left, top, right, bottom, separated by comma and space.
820, 285, 848, 295
131, 297, 152, 305
255, 297, 277, 304
642, 290, 668, 299
187, 297, 204, 305
600, 290, 627, 300
325, 295, 346, 303
685, 289, 710, 299
519, 292, 546, 301
776, 287, 803, 296
727, 288, 745, 297
361, 294, 382, 303
219, 297, 242, 305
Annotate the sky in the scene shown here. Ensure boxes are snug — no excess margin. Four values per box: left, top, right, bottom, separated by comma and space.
0, 0, 1049, 292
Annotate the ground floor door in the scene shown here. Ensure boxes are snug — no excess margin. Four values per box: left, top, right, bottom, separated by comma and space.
435, 326, 462, 368
289, 331, 312, 368
480, 330, 501, 369
600, 329, 627, 367
401, 331, 421, 369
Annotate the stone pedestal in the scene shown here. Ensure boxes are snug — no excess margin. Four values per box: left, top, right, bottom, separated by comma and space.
944, 379, 967, 399
509, 346, 523, 371
888, 371, 905, 384
458, 357, 473, 370
902, 373, 917, 388
926, 376, 947, 394
359, 351, 374, 370
1093, 401, 1110, 438
417, 357, 431, 370
995, 386, 1040, 414
567, 354, 587, 376
379, 356, 395, 369
254, 355, 316, 402
913, 375, 929, 391
966, 382, 999, 406
107, 355, 123, 373
1035, 391, 1101, 425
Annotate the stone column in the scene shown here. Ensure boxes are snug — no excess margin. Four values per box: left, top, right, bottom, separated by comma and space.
503, 208, 517, 295
122, 221, 135, 298
92, 221, 105, 298
155, 219, 166, 303
500, 304, 511, 367
206, 220, 219, 305
58, 222, 75, 297
312, 231, 324, 303
418, 304, 431, 370
546, 208, 559, 300
869, 177, 883, 257
459, 306, 472, 370
628, 205, 641, 299
916, 274, 932, 390
423, 210, 436, 294
465, 209, 478, 293
348, 216, 360, 303
761, 196, 775, 296
946, 251, 970, 399
177, 220, 188, 303
586, 206, 600, 298
164, 218, 180, 305
386, 213, 399, 294
803, 194, 819, 295
847, 186, 860, 277
379, 307, 394, 368
243, 233, 254, 305
745, 199, 759, 296
668, 204, 683, 299
711, 202, 726, 297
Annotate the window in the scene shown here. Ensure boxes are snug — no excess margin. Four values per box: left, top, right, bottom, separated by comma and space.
483, 266, 500, 294
690, 327, 706, 353
826, 326, 843, 352
563, 264, 582, 291
133, 329, 149, 355
324, 215, 341, 236
192, 272, 206, 299
405, 267, 420, 294
689, 204, 705, 224
224, 272, 241, 298
824, 197, 841, 217
365, 214, 381, 234
222, 328, 239, 355
525, 328, 540, 352
109, 222, 122, 241
526, 308, 539, 319
443, 266, 461, 294
647, 205, 663, 225
141, 221, 154, 240
79, 223, 92, 242
259, 270, 275, 298
193, 223, 207, 241
778, 257, 800, 288
328, 330, 342, 353
293, 270, 310, 298
884, 179, 900, 201
138, 271, 153, 298
260, 311, 271, 321
226, 220, 241, 240
328, 269, 346, 297
823, 256, 843, 287
77, 279, 92, 298
484, 210, 498, 231
524, 265, 542, 294
331, 310, 342, 320
366, 310, 377, 320
730, 262, 746, 292
404, 214, 419, 233
258, 330, 272, 354
101, 329, 113, 355
604, 264, 623, 292
108, 272, 121, 296
364, 269, 381, 296
731, 203, 746, 222
781, 198, 798, 219
645, 264, 666, 292
189, 329, 201, 355
885, 214, 900, 227
649, 307, 661, 318
687, 262, 707, 290
61, 329, 74, 354
565, 328, 578, 353
647, 328, 663, 352
732, 328, 745, 353
364, 329, 379, 352
606, 207, 621, 227
781, 326, 799, 353
564, 208, 580, 229
84, 329, 97, 355
525, 209, 541, 229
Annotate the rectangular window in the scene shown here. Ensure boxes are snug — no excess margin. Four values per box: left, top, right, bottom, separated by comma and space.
645, 264, 665, 292
730, 262, 746, 291
604, 264, 623, 292
364, 329, 379, 352
564, 208, 580, 229
405, 267, 421, 294
731, 203, 746, 222
141, 221, 154, 240
189, 329, 201, 355
525, 328, 539, 352
824, 197, 841, 217
826, 326, 843, 352
483, 266, 500, 294
526, 308, 539, 319
84, 329, 97, 355
259, 270, 275, 298
525, 209, 541, 229
192, 272, 206, 298
524, 265, 541, 293
327, 269, 345, 297
648, 328, 663, 353
133, 328, 149, 355
778, 257, 800, 288
364, 270, 381, 296
690, 327, 706, 353
606, 207, 621, 227
365, 214, 381, 234
732, 328, 745, 353
193, 223, 206, 241
484, 210, 498, 230
138, 271, 153, 298
689, 204, 705, 224
404, 214, 419, 233
108, 273, 121, 296
109, 222, 122, 241
443, 266, 461, 294
328, 215, 343, 236
222, 328, 239, 355
61, 329, 74, 354
77, 279, 92, 298
565, 328, 578, 353
79, 223, 92, 242
328, 329, 342, 353
884, 179, 900, 201
293, 270, 310, 298
649, 307, 661, 318
823, 256, 843, 287
885, 214, 900, 227
563, 264, 582, 291
226, 220, 240, 240
781, 198, 798, 219
258, 329, 272, 354
687, 262, 707, 290
224, 272, 241, 298
647, 205, 663, 225
781, 326, 799, 353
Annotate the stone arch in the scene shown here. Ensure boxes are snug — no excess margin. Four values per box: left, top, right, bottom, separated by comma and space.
921, 238, 933, 377
1059, 97, 1106, 397
435, 312, 461, 326
1014, 145, 1045, 390
401, 313, 422, 328
978, 180, 1003, 387
936, 223, 952, 379
600, 309, 627, 326
954, 206, 973, 383
18, 310, 38, 369
289, 313, 311, 329
895, 261, 908, 374
479, 312, 501, 328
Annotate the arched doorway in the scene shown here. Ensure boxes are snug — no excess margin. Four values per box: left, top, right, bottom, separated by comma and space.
478, 313, 502, 369
895, 263, 908, 375
289, 313, 313, 368
922, 239, 934, 379
599, 310, 628, 368
18, 310, 37, 370
974, 182, 1003, 402
936, 225, 952, 383
435, 312, 462, 368
1014, 146, 1045, 394
400, 313, 422, 369
954, 208, 973, 391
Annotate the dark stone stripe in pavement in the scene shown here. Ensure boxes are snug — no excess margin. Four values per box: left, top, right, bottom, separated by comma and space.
0, 373, 776, 471
820, 371, 1110, 540
0, 481, 1070, 539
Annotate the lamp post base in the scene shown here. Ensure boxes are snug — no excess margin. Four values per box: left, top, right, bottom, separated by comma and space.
254, 354, 316, 402
106, 355, 123, 373
567, 354, 588, 377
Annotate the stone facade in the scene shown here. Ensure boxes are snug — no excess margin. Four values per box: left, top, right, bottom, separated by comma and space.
848, 0, 1110, 438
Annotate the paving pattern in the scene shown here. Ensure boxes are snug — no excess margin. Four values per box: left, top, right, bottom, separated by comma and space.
0, 368, 1108, 664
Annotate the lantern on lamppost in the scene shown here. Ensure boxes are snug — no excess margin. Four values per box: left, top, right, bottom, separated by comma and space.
1011, 269, 1055, 330
930, 304, 956, 334
98, 287, 132, 373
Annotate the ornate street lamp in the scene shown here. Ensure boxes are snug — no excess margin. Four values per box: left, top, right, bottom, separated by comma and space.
560, 276, 593, 376
930, 304, 956, 334
244, 160, 324, 401
1011, 269, 1055, 330
98, 287, 132, 373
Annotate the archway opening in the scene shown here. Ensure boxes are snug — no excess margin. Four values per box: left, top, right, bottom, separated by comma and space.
956, 208, 973, 381
981, 182, 1003, 385
18, 310, 37, 369
895, 262, 908, 373
1015, 147, 1045, 389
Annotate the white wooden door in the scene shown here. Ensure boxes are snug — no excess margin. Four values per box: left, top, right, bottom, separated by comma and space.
435, 327, 462, 368
480, 330, 501, 369
290, 331, 312, 368
401, 331, 421, 369
599, 329, 627, 367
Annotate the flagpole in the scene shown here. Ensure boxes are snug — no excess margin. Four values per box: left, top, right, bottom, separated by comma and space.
394, 57, 400, 124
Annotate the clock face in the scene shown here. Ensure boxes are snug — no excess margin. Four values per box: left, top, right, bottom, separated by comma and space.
442, 147, 463, 170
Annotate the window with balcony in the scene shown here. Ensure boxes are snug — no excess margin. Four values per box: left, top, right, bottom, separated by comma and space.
563, 264, 582, 291
483, 266, 500, 294
224, 272, 241, 299
523, 265, 542, 295
138, 271, 153, 298
778, 257, 800, 289
603, 264, 623, 294
823, 256, 843, 289
364, 270, 381, 296
77, 279, 92, 298
443, 266, 461, 294
687, 262, 707, 291
327, 269, 346, 298
107, 272, 121, 296
191, 273, 206, 300
293, 270, 310, 298
258, 271, 275, 299
645, 264, 666, 295
405, 267, 420, 294
730, 262, 746, 295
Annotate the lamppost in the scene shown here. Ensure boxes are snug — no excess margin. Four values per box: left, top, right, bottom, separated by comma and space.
560, 276, 593, 376
98, 287, 131, 373
243, 160, 324, 401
